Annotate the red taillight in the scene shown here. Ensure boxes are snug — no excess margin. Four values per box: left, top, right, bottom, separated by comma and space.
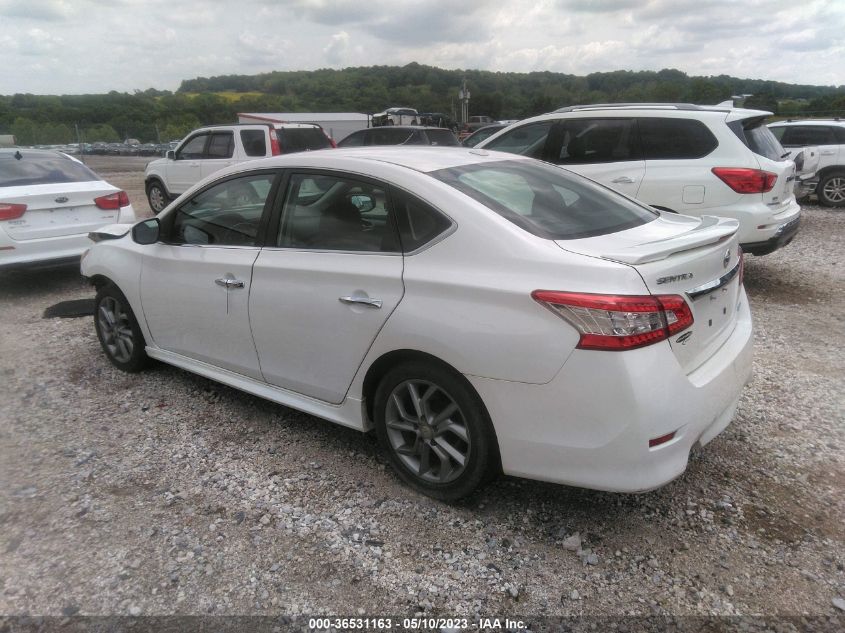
712, 167, 777, 194
94, 191, 130, 210
0, 203, 27, 221
269, 129, 281, 155
531, 291, 694, 351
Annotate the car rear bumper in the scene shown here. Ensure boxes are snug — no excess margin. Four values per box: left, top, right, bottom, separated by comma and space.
0, 231, 91, 269
740, 214, 801, 256
467, 289, 753, 493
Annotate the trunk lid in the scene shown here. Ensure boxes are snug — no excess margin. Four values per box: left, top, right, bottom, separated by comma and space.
557, 212, 743, 374
0, 182, 120, 240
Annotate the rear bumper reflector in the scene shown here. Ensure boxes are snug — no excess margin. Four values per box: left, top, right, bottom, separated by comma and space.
649, 431, 677, 448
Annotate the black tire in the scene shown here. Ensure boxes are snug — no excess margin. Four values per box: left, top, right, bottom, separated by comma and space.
817, 171, 845, 207
94, 284, 150, 373
146, 180, 170, 214
373, 361, 499, 501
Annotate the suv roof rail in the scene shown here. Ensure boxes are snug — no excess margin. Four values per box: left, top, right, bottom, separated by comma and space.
552, 103, 718, 113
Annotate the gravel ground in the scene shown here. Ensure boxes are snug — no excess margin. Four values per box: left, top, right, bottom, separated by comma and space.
0, 158, 843, 623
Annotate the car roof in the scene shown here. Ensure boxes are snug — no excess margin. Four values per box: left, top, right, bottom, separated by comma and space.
0, 148, 72, 159
233, 146, 526, 175
364, 126, 452, 131
549, 103, 772, 118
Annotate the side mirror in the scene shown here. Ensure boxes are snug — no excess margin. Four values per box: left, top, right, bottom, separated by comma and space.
166, 150, 175, 160
132, 218, 160, 245
350, 194, 375, 213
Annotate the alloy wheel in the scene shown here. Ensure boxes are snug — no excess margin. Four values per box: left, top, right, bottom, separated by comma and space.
822, 176, 845, 205
97, 296, 135, 363
384, 380, 470, 484
148, 185, 166, 213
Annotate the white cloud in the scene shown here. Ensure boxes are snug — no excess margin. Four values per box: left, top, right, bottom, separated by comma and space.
0, 0, 842, 94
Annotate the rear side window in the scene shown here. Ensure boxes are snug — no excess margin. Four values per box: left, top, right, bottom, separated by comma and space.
430, 159, 656, 240
551, 118, 640, 164
423, 129, 460, 146
0, 152, 100, 187
780, 126, 837, 146
277, 128, 331, 153
240, 129, 267, 157
207, 132, 234, 159
391, 188, 452, 252
638, 118, 717, 159
731, 119, 785, 161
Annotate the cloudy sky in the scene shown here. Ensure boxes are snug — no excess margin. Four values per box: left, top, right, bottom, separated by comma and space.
1, 0, 843, 95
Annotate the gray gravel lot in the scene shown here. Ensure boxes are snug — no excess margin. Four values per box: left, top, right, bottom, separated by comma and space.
0, 158, 843, 620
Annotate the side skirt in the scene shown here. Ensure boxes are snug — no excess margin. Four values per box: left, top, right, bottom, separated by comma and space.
145, 347, 369, 432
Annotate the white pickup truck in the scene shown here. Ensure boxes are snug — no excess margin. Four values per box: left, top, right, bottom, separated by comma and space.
144, 123, 334, 213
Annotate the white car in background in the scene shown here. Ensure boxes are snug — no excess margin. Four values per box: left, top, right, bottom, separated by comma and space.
0, 149, 135, 269
81, 147, 752, 500
478, 103, 802, 256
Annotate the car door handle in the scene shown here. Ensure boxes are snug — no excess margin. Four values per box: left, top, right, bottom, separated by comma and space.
215, 277, 245, 289
339, 295, 383, 309
611, 176, 636, 184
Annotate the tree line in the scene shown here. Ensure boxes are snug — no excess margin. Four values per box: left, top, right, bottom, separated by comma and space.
2, 63, 844, 145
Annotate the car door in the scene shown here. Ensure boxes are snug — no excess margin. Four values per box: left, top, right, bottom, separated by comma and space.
249, 171, 404, 404
544, 118, 644, 199
781, 125, 840, 171
168, 133, 208, 193
200, 131, 236, 180
139, 171, 280, 379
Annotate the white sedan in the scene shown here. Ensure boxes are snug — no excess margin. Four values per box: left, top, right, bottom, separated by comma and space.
81, 147, 752, 500
0, 149, 136, 269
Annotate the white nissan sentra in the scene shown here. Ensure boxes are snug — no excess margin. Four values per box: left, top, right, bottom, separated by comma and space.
81, 147, 752, 501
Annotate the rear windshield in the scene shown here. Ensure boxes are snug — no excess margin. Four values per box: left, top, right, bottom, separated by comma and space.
733, 119, 786, 162
423, 129, 460, 146
277, 128, 332, 153
430, 159, 656, 240
0, 152, 100, 187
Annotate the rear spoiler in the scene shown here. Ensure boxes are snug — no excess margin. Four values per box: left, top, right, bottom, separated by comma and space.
600, 216, 739, 264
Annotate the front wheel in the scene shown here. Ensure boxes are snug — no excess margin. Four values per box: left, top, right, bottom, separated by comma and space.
94, 285, 150, 372
817, 171, 845, 207
374, 361, 498, 501
146, 180, 169, 214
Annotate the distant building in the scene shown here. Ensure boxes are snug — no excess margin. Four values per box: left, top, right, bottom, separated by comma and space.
0, 134, 16, 147
237, 112, 370, 142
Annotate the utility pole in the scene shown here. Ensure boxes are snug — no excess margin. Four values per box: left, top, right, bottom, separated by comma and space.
458, 78, 470, 126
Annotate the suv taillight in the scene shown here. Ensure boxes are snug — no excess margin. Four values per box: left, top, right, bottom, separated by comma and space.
712, 167, 777, 193
269, 129, 281, 155
0, 203, 27, 221
94, 191, 130, 210
531, 291, 693, 351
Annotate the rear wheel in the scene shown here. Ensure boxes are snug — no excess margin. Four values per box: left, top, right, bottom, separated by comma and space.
146, 180, 169, 214
94, 285, 150, 372
374, 361, 498, 501
817, 171, 845, 207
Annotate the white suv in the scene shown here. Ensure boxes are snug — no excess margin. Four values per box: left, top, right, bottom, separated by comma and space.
767, 119, 845, 207
478, 103, 802, 256
144, 123, 334, 213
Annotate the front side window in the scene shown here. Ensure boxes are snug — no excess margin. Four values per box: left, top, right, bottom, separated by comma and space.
278, 173, 398, 252
206, 132, 234, 159
168, 173, 275, 246
553, 118, 639, 165
484, 121, 552, 159
430, 159, 656, 240
338, 131, 365, 147
638, 118, 717, 159
177, 134, 208, 160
